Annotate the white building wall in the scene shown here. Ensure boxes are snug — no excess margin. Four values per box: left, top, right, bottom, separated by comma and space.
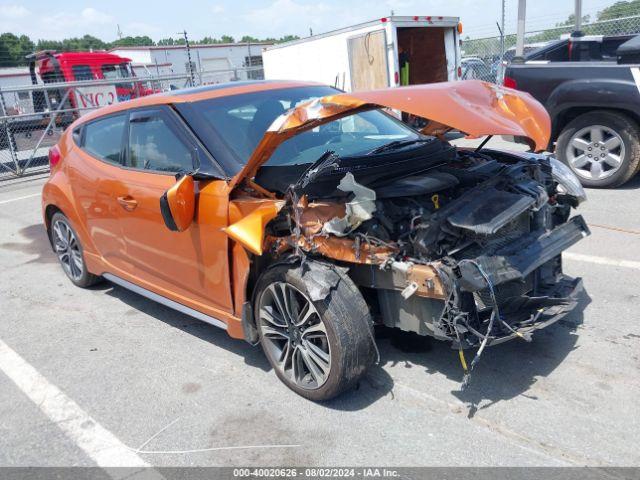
112, 44, 272, 83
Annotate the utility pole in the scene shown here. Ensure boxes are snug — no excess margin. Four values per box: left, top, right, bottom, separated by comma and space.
574, 0, 583, 31
515, 0, 527, 57
180, 30, 195, 87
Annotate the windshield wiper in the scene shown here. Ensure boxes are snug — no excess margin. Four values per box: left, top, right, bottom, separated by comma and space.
293, 150, 341, 192
366, 138, 430, 155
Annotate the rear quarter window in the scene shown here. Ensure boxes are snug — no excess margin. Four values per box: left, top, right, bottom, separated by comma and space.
82, 115, 126, 165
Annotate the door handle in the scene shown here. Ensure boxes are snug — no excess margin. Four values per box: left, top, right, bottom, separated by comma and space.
117, 195, 138, 211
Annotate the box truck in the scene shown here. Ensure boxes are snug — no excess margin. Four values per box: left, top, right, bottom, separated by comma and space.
263, 16, 462, 91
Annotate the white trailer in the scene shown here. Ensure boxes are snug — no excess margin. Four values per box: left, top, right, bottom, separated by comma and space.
263, 16, 462, 92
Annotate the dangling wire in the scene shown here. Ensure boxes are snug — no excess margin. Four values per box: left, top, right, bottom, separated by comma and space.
457, 259, 499, 390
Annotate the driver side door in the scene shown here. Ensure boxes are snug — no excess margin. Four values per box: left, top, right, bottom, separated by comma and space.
114, 106, 234, 315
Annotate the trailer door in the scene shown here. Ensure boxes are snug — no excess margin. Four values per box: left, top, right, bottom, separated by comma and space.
443, 27, 459, 80
348, 30, 389, 91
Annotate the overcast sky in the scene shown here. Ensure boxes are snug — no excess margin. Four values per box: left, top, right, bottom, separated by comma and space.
0, 0, 620, 42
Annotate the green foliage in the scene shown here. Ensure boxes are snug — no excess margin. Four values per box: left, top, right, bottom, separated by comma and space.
0, 30, 298, 66
111, 36, 155, 47
555, 14, 591, 27
0, 32, 34, 66
597, 0, 640, 21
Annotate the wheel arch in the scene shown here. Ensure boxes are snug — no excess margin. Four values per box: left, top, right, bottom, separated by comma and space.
552, 106, 640, 145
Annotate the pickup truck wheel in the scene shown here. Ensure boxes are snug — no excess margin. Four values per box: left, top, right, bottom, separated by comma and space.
556, 111, 640, 188
254, 263, 376, 401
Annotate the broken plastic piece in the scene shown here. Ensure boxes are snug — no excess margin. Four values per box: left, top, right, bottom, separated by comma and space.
323, 173, 376, 237
401, 282, 419, 299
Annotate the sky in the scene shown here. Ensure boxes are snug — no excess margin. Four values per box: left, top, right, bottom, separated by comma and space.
0, 0, 625, 42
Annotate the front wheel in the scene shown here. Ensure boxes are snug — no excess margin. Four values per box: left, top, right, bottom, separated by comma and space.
254, 262, 376, 401
556, 110, 640, 188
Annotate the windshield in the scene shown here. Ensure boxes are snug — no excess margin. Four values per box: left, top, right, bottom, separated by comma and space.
183, 85, 420, 173
102, 63, 131, 79
72, 65, 94, 81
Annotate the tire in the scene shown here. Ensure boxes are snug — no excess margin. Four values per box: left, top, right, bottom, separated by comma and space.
556, 110, 640, 188
50, 213, 102, 288
254, 262, 376, 401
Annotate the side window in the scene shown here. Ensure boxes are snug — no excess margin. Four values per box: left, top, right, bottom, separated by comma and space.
127, 111, 195, 173
82, 115, 126, 164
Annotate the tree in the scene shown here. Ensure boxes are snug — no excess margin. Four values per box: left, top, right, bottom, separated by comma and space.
597, 0, 640, 21
555, 13, 590, 27
0, 39, 12, 67
0, 33, 34, 65
0, 31, 301, 67
111, 36, 154, 47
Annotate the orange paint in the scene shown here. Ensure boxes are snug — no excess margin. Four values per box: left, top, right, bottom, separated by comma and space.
42, 79, 550, 341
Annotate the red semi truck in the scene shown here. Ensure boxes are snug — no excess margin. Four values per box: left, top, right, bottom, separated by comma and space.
26, 50, 153, 116
0, 50, 155, 165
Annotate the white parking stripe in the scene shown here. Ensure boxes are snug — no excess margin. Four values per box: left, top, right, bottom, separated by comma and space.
0, 193, 41, 205
0, 338, 150, 467
564, 252, 640, 271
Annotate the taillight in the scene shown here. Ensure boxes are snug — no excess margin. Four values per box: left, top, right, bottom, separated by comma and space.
503, 76, 518, 89
394, 71, 399, 85
457, 66, 462, 78
48, 145, 61, 170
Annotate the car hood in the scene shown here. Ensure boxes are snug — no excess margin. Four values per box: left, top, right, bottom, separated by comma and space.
229, 80, 551, 189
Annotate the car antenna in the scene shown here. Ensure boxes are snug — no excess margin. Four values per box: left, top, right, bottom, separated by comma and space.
475, 135, 493, 152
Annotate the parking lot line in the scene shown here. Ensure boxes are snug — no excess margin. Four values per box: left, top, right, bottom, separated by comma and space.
564, 252, 640, 270
0, 193, 41, 205
0, 338, 149, 468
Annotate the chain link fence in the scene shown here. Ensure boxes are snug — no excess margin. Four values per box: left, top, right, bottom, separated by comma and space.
0, 66, 263, 179
461, 14, 640, 84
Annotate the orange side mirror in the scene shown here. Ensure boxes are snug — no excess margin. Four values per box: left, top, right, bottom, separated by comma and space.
160, 175, 195, 232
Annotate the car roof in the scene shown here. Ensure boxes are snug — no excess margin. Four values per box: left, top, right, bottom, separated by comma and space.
76, 80, 323, 125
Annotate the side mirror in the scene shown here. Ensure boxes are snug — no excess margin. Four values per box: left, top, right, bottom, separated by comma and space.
160, 175, 195, 232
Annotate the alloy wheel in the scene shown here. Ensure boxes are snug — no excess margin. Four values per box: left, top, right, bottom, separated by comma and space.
258, 282, 331, 390
566, 125, 625, 181
52, 218, 84, 281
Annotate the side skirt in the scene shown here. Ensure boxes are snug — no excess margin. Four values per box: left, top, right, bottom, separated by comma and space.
102, 273, 228, 331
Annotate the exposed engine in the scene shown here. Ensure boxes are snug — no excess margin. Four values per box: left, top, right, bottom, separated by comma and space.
260, 140, 588, 385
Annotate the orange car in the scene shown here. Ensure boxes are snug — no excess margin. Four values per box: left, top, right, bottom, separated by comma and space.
42, 80, 589, 400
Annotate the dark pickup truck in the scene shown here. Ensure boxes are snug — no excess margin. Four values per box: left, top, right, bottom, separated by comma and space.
504, 33, 640, 188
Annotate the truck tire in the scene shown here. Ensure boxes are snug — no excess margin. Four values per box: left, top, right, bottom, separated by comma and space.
556, 110, 640, 188
254, 262, 376, 401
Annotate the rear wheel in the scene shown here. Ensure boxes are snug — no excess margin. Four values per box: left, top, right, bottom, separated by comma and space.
50, 213, 101, 288
556, 111, 640, 188
254, 263, 376, 401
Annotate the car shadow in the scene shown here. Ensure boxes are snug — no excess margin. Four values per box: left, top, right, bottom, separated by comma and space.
102, 283, 394, 409
373, 289, 591, 418
616, 173, 640, 190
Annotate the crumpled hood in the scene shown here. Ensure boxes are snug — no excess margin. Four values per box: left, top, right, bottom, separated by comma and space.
229, 80, 551, 190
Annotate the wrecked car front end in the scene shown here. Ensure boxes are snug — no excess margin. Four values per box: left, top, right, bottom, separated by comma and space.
221, 80, 589, 385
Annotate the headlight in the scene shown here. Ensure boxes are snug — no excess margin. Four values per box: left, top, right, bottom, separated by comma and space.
549, 157, 586, 204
